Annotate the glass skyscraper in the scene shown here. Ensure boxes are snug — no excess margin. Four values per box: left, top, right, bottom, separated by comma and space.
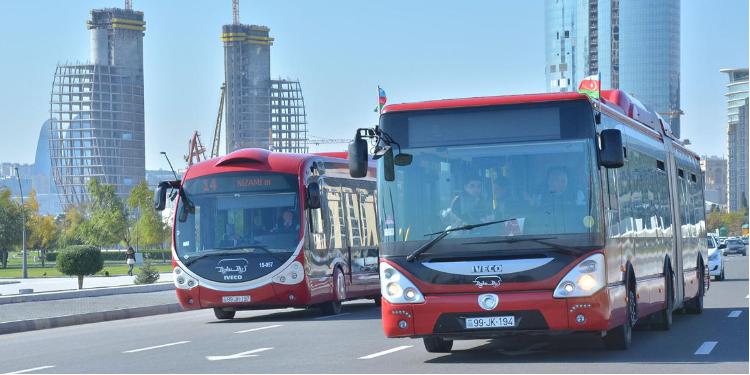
545, 0, 682, 137
722, 68, 749, 212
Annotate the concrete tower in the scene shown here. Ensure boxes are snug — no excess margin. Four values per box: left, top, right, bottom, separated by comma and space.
49, 6, 146, 207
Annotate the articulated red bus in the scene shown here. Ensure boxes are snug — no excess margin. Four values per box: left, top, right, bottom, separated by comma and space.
155, 148, 380, 320
348, 90, 707, 351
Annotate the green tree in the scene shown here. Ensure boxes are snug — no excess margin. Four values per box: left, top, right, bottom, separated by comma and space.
29, 215, 58, 267
56, 245, 104, 289
79, 179, 128, 247
707, 209, 749, 236
127, 181, 167, 249
0, 189, 23, 268
57, 206, 85, 248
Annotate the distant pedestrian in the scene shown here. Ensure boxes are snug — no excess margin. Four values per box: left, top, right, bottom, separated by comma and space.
126, 247, 136, 276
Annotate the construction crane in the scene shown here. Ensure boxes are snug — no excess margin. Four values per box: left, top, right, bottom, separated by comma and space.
185, 131, 207, 166
308, 135, 351, 146
211, 83, 227, 158
232, 0, 240, 25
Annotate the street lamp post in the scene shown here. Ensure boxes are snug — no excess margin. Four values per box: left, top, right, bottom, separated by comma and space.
14, 167, 27, 279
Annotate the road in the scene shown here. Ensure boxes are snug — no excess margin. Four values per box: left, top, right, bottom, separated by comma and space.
2, 256, 747, 374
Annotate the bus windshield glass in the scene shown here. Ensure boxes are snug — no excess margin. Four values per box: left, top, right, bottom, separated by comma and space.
174, 172, 301, 261
379, 101, 602, 255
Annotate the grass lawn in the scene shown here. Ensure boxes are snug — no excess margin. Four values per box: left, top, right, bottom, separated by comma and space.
0, 264, 172, 278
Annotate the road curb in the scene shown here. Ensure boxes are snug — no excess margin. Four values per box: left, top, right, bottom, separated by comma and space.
0, 303, 183, 335
0, 283, 174, 305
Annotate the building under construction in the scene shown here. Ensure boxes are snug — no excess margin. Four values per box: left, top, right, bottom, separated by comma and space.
221, 3, 307, 154
49, 6, 146, 207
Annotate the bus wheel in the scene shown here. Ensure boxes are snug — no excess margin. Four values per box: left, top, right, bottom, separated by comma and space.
685, 267, 704, 314
655, 268, 674, 330
214, 308, 236, 320
321, 268, 345, 315
373, 297, 382, 307
604, 286, 635, 350
423, 336, 453, 353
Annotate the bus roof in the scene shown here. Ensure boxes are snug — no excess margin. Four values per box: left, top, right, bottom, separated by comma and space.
184, 148, 345, 180
381, 92, 588, 113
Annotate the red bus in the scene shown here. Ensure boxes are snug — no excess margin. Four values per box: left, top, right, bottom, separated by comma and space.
155, 148, 380, 319
348, 90, 707, 351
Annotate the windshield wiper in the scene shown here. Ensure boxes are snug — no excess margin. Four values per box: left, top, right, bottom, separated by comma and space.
405, 218, 518, 262
183, 246, 284, 266
463, 236, 581, 256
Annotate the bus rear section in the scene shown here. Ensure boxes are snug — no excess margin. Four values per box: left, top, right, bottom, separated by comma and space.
351, 91, 705, 352
156, 148, 380, 319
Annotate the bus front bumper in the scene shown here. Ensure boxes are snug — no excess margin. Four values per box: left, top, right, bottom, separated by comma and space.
381, 287, 622, 339
175, 281, 311, 310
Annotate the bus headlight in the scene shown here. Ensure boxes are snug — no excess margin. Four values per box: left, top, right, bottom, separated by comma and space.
553, 253, 605, 298
273, 261, 305, 285
174, 266, 198, 290
380, 262, 424, 304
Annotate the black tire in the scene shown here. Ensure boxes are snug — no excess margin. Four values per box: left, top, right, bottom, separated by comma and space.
423, 336, 453, 353
604, 286, 636, 350
373, 296, 382, 307
321, 267, 346, 315
717, 267, 725, 281
214, 308, 236, 320
684, 266, 704, 314
655, 268, 673, 330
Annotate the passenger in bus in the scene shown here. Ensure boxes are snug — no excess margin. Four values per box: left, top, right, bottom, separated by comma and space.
272, 209, 299, 233
442, 178, 493, 226
532, 166, 588, 232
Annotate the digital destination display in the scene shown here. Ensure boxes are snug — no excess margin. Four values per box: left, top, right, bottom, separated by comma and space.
183, 172, 297, 195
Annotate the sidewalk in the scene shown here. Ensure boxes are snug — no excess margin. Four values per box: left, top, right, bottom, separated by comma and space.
0, 290, 182, 335
0, 273, 173, 296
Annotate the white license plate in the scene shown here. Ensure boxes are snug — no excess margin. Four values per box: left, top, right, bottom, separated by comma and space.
465, 316, 515, 329
222, 295, 251, 303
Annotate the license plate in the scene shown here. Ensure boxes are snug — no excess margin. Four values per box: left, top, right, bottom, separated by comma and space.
465, 316, 515, 329
222, 295, 251, 303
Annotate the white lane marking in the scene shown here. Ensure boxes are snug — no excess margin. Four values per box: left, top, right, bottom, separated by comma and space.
694, 341, 718, 355
314, 312, 352, 320
123, 341, 191, 353
728, 310, 743, 318
5, 366, 56, 374
234, 324, 283, 334
359, 345, 414, 359
206, 347, 273, 361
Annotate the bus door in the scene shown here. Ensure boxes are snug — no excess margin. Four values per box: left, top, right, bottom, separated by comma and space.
664, 143, 685, 305
342, 184, 379, 292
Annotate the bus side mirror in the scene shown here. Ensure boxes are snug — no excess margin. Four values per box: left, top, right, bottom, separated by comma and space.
154, 181, 170, 211
307, 182, 321, 209
599, 129, 624, 168
383, 148, 395, 182
349, 137, 368, 178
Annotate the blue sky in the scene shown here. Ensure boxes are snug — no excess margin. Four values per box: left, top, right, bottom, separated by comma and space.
0, 0, 747, 170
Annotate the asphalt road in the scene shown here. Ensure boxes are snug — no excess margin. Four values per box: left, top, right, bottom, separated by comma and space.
2, 256, 747, 374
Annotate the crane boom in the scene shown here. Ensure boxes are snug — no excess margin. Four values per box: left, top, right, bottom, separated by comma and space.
211, 83, 226, 158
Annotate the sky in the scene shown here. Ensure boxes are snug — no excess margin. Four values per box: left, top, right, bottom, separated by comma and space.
0, 0, 747, 171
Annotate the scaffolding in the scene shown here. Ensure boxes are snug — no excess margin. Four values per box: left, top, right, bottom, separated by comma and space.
49, 63, 145, 207
270, 79, 308, 153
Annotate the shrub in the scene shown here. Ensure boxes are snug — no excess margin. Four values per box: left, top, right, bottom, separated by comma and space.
56, 245, 104, 289
134, 262, 160, 284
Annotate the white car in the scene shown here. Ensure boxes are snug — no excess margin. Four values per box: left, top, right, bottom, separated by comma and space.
708, 235, 725, 281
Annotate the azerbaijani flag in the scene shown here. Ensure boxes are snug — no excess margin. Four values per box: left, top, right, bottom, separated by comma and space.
375, 86, 387, 113
578, 73, 600, 99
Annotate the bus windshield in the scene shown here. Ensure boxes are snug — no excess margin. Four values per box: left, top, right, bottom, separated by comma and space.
381, 139, 601, 245
174, 172, 301, 262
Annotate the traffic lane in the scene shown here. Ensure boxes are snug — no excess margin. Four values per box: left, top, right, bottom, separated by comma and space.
1, 255, 746, 373
708, 254, 749, 309
0, 305, 306, 374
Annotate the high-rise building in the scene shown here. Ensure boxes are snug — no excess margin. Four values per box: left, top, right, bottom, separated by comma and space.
545, 0, 682, 136
49, 7, 146, 207
700, 155, 728, 210
221, 8, 307, 154
722, 68, 748, 212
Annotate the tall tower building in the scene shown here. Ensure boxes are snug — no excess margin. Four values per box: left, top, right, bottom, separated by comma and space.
49, 6, 146, 207
545, 0, 682, 137
221, 2, 307, 154
722, 68, 749, 212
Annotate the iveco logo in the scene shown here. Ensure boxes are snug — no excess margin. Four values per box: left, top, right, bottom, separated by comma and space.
472, 264, 503, 274
473, 275, 502, 288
